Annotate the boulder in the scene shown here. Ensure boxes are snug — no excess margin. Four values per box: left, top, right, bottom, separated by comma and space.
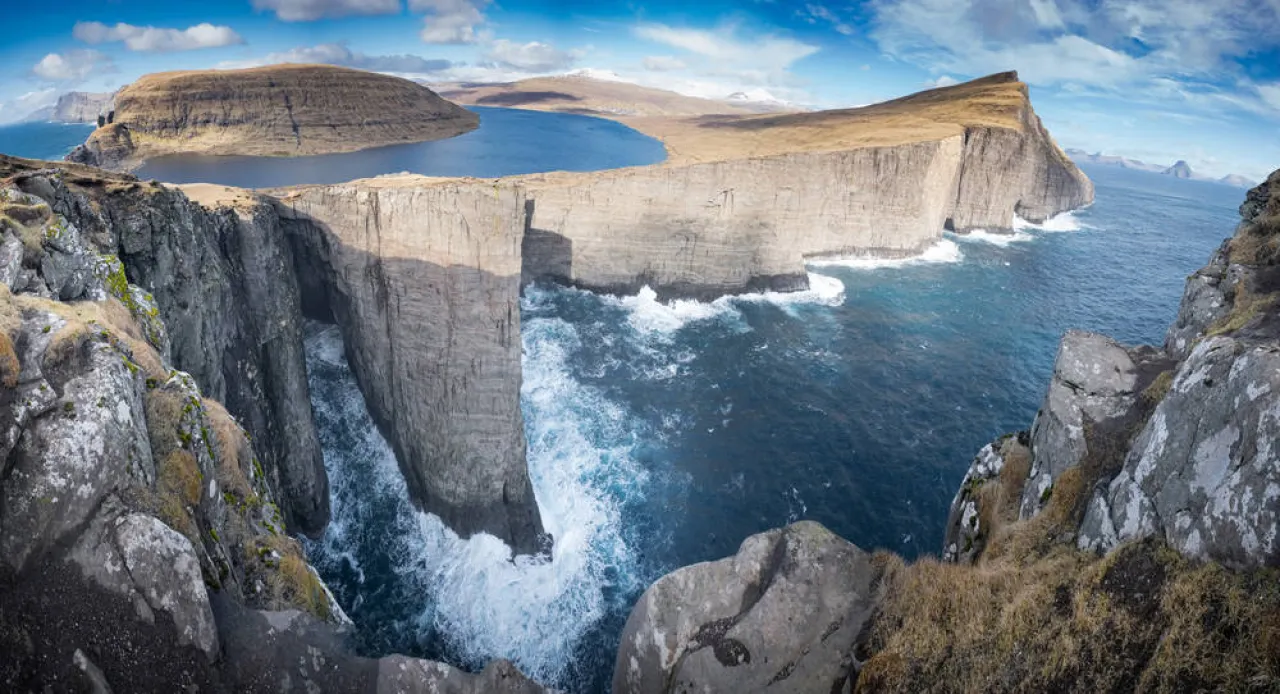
1020, 331, 1152, 518
1078, 335, 1280, 568
613, 521, 878, 693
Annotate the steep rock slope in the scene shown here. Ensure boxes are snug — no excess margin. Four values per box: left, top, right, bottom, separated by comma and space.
521, 72, 1093, 298
616, 169, 1280, 692
275, 175, 547, 556
68, 64, 479, 170
0, 156, 328, 535
0, 173, 546, 693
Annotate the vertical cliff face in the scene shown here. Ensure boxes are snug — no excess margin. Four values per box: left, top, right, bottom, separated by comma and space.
0, 172, 547, 694
2, 159, 329, 535
520, 73, 1090, 299
523, 138, 964, 298
946, 105, 1094, 230
276, 177, 547, 555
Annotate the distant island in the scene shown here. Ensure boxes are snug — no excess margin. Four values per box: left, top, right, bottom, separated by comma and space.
1065, 148, 1256, 188
66, 64, 478, 171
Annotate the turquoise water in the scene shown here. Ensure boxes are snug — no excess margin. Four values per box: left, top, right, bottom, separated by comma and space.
0, 122, 94, 161
302, 162, 1245, 691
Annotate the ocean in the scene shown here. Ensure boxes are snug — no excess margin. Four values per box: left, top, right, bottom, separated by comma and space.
300, 164, 1244, 691
0, 121, 94, 162
0, 113, 1246, 692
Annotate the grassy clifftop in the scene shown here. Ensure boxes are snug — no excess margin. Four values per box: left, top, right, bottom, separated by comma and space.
80, 64, 479, 168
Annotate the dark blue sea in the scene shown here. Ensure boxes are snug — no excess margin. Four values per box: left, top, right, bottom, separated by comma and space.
0, 115, 1246, 691
301, 160, 1245, 690
0, 122, 94, 162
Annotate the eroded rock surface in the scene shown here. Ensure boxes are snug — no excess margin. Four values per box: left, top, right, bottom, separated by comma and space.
1020, 331, 1169, 518
614, 521, 878, 693
1079, 335, 1280, 567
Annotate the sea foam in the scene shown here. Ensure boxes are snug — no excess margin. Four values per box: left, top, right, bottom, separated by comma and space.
807, 238, 964, 269
302, 320, 651, 687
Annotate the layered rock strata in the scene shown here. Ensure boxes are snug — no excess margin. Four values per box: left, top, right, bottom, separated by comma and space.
520, 72, 1093, 298
68, 64, 479, 170
275, 177, 547, 555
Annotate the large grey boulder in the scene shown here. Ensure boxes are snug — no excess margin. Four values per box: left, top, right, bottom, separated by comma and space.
112, 513, 220, 659
1078, 335, 1280, 568
613, 521, 878, 694
1021, 331, 1154, 518
376, 656, 546, 694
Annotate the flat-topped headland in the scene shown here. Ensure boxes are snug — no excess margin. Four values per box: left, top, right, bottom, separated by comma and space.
66, 64, 479, 171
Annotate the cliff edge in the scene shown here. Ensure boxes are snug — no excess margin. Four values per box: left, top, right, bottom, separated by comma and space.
67, 64, 479, 170
615, 169, 1280, 692
519, 72, 1094, 299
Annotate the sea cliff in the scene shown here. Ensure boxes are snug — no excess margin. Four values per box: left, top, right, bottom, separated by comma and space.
0, 162, 546, 692
67, 64, 478, 170
613, 169, 1280, 693
520, 72, 1093, 298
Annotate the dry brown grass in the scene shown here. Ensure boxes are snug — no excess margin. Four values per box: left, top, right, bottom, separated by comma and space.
968, 436, 1032, 556
1230, 215, 1280, 266
0, 332, 18, 389
203, 398, 254, 502
620, 72, 1030, 164
1141, 370, 1175, 407
860, 540, 1280, 693
251, 536, 332, 621
153, 449, 201, 542
1206, 288, 1277, 337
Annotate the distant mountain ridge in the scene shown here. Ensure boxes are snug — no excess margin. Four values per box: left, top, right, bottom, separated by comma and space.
23, 91, 114, 124
1066, 148, 1256, 188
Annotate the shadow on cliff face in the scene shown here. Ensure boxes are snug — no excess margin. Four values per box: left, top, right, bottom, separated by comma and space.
280, 209, 549, 558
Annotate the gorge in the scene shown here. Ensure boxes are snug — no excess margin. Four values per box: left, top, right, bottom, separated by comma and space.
1, 65, 1276, 693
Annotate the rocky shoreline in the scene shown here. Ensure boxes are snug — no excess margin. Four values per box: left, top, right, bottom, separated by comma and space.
2, 73, 1272, 691
611, 169, 1280, 692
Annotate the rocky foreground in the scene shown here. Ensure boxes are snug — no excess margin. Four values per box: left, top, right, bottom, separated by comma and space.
67, 64, 479, 170
613, 170, 1280, 692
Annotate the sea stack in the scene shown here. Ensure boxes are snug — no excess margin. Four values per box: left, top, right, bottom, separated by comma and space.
67, 64, 479, 171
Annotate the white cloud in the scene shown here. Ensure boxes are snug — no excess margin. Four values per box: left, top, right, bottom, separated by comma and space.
631, 23, 820, 102
251, 0, 399, 21
635, 24, 818, 68
413, 0, 491, 44
483, 40, 578, 72
0, 89, 60, 125
31, 50, 115, 82
801, 4, 854, 35
869, 0, 1280, 98
643, 55, 687, 71
925, 75, 959, 88
221, 43, 454, 74
74, 21, 244, 52
1258, 84, 1280, 112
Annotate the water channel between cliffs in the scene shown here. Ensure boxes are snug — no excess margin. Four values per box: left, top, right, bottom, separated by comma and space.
9, 107, 1239, 692
293, 143, 1242, 690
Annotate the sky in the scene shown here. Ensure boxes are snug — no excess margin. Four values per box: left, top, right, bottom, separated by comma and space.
2, 0, 1280, 180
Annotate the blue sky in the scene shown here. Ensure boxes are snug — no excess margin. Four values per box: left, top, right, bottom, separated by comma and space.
2, 0, 1280, 180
